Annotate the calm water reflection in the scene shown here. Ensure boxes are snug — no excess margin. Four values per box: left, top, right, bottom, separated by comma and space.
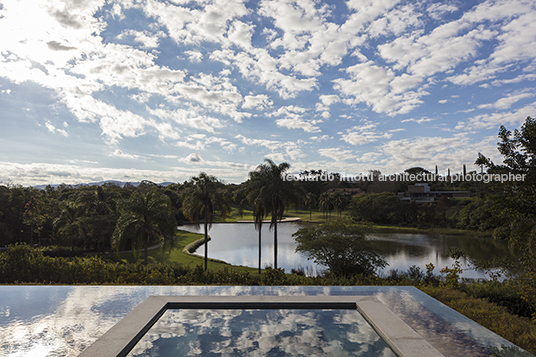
1, 286, 531, 357
127, 309, 396, 357
181, 223, 513, 279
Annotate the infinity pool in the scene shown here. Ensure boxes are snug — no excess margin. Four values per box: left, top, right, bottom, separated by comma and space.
0, 286, 533, 357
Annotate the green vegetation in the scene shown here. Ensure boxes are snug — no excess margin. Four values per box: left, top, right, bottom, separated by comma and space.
4, 118, 536, 353
294, 219, 387, 277
115, 229, 257, 273
113, 190, 176, 265
246, 159, 303, 269
182, 173, 230, 271
421, 286, 536, 354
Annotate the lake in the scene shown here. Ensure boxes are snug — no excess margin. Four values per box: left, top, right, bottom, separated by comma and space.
181, 222, 513, 279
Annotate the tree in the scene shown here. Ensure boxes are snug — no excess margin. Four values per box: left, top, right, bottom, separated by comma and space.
293, 219, 387, 277
182, 173, 230, 271
304, 193, 316, 221
246, 184, 267, 274
318, 192, 332, 220
54, 202, 84, 251
22, 193, 45, 246
112, 190, 177, 265
331, 191, 343, 218
476, 116, 536, 255
349, 192, 402, 225
77, 186, 118, 258
248, 159, 302, 269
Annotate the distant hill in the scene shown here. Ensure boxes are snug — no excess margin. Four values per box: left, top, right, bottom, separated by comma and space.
33, 180, 174, 190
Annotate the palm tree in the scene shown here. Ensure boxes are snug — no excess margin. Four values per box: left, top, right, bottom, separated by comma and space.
304, 193, 316, 221
77, 186, 118, 258
54, 202, 84, 252
182, 173, 230, 271
331, 191, 343, 218
248, 159, 302, 269
318, 192, 331, 220
22, 194, 44, 246
246, 180, 267, 274
112, 190, 177, 265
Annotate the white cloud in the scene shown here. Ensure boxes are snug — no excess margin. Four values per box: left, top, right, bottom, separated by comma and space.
242, 94, 273, 110
446, 1, 536, 86
309, 135, 330, 142
0, 161, 199, 186
334, 61, 426, 115
315, 94, 340, 117
401, 117, 434, 124
180, 153, 203, 163
319, 95, 340, 106
2, 0, 536, 186
60, 94, 149, 144
235, 134, 305, 161
477, 90, 535, 110
184, 50, 203, 63
340, 121, 393, 145
271, 105, 321, 132
356, 152, 382, 163
109, 149, 144, 160
227, 20, 255, 50
147, 107, 224, 133
456, 102, 536, 131
275, 117, 320, 133
235, 134, 281, 150
380, 134, 500, 173
45, 120, 69, 137
141, 0, 250, 45
318, 148, 354, 162
210, 47, 319, 98
117, 29, 166, 48
426, 3, 458, 21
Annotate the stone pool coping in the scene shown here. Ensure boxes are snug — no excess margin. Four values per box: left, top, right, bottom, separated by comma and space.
79, 295, 444, 357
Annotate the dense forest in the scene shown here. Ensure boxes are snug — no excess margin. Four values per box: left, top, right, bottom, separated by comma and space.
0, 162, 504, 252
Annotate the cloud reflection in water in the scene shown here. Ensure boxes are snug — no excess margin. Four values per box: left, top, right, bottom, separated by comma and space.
127, 309, 396, 357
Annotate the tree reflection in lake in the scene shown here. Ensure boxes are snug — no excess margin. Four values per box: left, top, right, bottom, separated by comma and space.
182, 223, 514, 279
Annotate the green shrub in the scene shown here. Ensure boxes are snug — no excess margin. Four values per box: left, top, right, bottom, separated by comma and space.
461, 281, 534, 318
421, 286, 536, 355
40, 245, 84, 258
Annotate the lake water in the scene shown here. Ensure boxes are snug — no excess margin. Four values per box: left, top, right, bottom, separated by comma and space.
181, 222, 513, 279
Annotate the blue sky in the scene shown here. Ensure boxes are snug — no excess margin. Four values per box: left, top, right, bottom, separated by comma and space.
1, 0, 535, 186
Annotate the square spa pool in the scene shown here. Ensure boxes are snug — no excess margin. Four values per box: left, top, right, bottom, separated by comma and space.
0, 286, 533, 357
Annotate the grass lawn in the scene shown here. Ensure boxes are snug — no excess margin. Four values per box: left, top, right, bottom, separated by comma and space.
192, 207, 489, 237
115, 229, 260, 274
210, 206, 340, 223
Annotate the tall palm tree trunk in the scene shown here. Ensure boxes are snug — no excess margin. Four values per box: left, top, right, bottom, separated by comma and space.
258, 221, 262, 274
204, 213, 209, 271
274, 218, 278, 270
145, 231, 149, 266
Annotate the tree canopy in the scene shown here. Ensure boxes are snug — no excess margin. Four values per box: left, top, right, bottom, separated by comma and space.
247, 159, 302, 269
112, 190, 177, 265
293, 219, 387, 277
476, 117, 536, 255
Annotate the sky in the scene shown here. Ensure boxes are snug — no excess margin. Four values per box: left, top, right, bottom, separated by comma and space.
1, 0, 536, 186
